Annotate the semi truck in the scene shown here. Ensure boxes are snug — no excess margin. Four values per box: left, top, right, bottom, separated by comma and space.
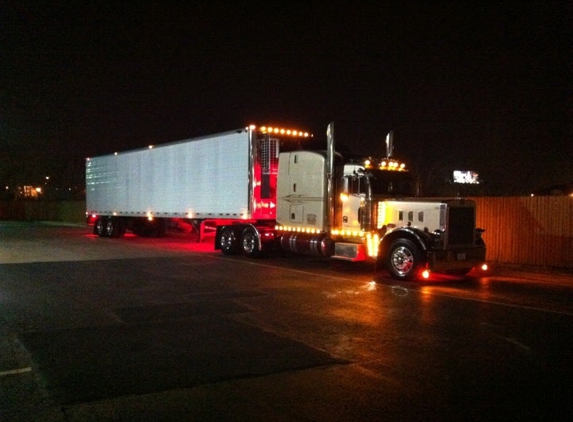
86, 122, 487, 280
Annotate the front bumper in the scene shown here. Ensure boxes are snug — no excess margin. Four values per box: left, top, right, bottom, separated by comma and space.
426, 246, 487, 272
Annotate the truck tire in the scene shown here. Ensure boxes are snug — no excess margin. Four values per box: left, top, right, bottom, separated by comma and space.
219, 227, 239, 255
241, 227, 262, 258
94, 217, 106, 237
385, 239, 423, 280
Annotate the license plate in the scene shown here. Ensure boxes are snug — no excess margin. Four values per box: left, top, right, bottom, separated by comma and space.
456, 252, 466, 260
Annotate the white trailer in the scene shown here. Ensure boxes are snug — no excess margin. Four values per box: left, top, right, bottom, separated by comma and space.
87, 130, 258, 220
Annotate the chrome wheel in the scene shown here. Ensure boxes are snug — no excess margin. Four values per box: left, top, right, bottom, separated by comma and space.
94, 218, 106, 237
390, 246, 414, 276
241, 227, 261, 258
219, 227, 238, 255
385, 239, 422, 280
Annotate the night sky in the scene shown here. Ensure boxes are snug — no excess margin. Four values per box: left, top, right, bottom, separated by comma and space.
1, 2, 571, 195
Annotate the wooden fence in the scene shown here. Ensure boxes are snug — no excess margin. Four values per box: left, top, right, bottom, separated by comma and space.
1, 197, 573, 269
471, 196, 573, 269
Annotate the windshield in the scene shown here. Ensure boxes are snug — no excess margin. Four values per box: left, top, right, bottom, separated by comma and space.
370, 170, 415, 196
346, 170, 415, 197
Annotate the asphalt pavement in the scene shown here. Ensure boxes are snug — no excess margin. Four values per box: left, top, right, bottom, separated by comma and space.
1, 221, 572, 421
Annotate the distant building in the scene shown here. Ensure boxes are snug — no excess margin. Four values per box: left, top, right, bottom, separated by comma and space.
17, 185, 43, 199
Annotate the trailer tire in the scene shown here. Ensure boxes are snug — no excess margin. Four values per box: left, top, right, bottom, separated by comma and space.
241, 227, 262, 258
94, 217, 107, 237
105, 217, 124, 238
385, 239, 423, 280
219, 227, 239, 255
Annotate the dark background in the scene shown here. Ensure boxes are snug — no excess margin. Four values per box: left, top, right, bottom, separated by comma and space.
1, 1, 571, 196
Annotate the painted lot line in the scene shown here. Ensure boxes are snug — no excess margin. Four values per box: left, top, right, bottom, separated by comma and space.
0, 367, 32, 376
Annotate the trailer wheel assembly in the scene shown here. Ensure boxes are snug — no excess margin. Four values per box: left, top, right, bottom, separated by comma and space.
94, 217, 106, 237
105, 217, 126, 238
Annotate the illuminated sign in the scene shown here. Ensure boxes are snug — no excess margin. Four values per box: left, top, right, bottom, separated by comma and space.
453, 170, 480, 184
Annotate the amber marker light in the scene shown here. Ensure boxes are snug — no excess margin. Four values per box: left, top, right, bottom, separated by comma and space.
255, 125, 311, 137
